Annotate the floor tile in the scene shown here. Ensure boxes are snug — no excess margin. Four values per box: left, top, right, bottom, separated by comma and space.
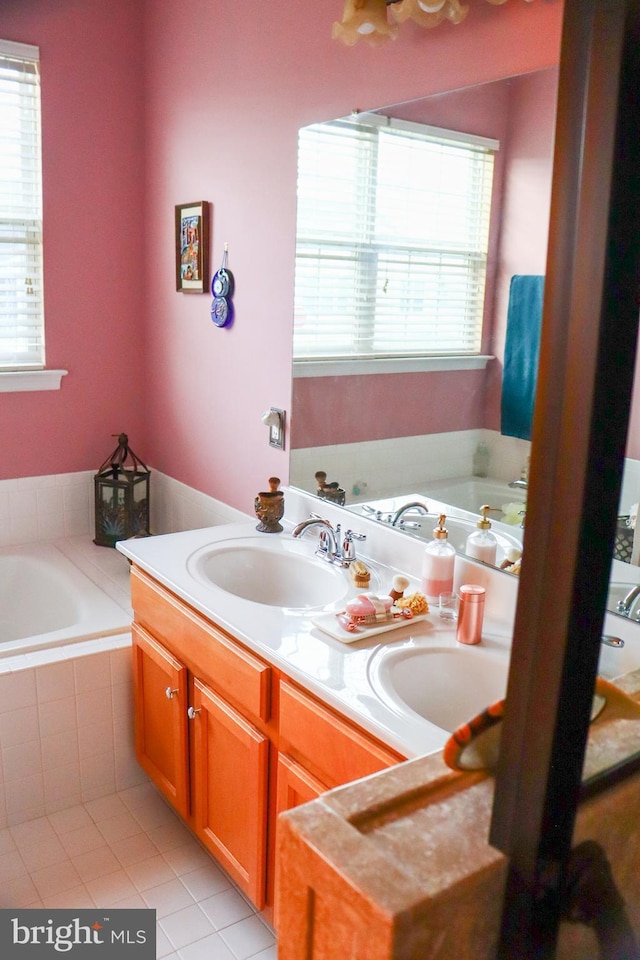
0, 789, 275, 956
126, 854, 177, 892
96, 810, 142, 844
17, 834, 67, 872
85, 794, 129, 822
0, 849, 28, 883
10, 815, 57, 846
30, 859, 82, 899
58, 822, 106, 857
42, 883, 96, 908
141, 877, 195, 919
199, 888, 255, 931
2, 875, 39, 908
159, 903, 216, 950
110, 831, 159, 867
162, 841, 214, 877
156, 926, 175, 958
147, 820, 195, 853
177, 932, 237, 960
48, 803, 95, 835
0, 827, 18, 855
72, 844, 122, 882
85, 867, 139, 906
179, 864, 232, 901
218, 915, 276, 960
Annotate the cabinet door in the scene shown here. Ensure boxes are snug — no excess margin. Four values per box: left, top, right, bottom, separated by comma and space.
276, 753, 326, 816
191, 677, 269, 908
132, 623, 190, 820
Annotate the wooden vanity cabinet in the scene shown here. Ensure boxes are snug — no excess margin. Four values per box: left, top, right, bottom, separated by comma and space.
131, 623, 190, 820
129, 564, 406, 913
277, 680, 403, 796
131, 567, 271, 908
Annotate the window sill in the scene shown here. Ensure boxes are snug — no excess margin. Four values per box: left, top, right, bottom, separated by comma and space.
293, 355, 493, 378
0, 369, 68, 393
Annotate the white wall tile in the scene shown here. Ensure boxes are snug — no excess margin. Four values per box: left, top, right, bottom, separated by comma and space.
1, 705, 40, 747
36, 661, 76, 703
6, 774, 45, 825
3, 740, 42, 783
38, 697, 77, 737
41, 730, 80, 770
0, 670, 37, 714
74, 652, 112, 693
80, 750, 116, 802
42, 763, 82, 811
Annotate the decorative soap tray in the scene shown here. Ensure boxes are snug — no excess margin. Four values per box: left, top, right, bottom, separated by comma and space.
311, 611, 430, 644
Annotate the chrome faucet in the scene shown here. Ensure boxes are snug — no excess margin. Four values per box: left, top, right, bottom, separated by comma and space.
616, 584, 640, 619
292, 516, 366, 565
391, 501, 429, 527
509, 457, 530, 490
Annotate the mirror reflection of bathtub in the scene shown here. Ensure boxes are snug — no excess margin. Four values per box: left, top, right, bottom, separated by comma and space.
347, 476, 525, 570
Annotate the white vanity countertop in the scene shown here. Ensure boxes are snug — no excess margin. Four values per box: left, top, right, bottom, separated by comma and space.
116, 513, 514, 761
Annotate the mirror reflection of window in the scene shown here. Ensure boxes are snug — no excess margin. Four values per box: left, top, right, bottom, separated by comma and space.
293, 115, 497, 362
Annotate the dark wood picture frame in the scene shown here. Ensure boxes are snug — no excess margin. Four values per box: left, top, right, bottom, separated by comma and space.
175, 201, 210, 293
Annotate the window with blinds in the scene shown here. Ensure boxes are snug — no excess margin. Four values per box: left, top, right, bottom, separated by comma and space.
0, 40, 44, 370
293, 115, 497, 363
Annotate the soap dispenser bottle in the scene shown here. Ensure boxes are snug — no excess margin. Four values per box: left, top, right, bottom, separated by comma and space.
421, 514, 456, 602
465, 505, 498, 566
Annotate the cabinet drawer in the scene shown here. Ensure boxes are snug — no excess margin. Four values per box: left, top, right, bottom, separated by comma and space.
131, 566, 271, 722
279, 681, 403, 789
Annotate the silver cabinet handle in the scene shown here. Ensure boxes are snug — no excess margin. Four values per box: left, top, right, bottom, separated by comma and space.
187, 706, 201, 720
165, 686, 178, 699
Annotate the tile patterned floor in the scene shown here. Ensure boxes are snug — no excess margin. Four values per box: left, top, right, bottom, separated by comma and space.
0, 781, 277, 960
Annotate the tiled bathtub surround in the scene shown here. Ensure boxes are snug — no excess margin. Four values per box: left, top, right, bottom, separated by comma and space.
0, 644, 144, 828
290, 429, 533, 502
0, 470, 249, 549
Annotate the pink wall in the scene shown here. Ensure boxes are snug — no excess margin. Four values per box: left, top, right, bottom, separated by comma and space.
1, 0, 564, 512
484, 66, 559, 429
142, 0, 563, 512
0, 0, 146, 479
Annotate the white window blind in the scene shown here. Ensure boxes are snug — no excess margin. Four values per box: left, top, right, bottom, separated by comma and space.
293, 115, 497, 362
0, 39, 44, 369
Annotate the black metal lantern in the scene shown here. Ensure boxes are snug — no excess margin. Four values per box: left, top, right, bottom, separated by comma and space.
94, 433, 150, 547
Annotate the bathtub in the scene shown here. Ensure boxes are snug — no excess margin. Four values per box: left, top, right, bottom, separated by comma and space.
0, 542, 132, 659
426, 476, 526, 522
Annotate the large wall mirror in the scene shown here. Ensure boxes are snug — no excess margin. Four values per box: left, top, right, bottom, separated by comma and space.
288, 66, 640, 620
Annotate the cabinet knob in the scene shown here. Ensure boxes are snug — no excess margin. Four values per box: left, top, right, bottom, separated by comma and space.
187, 706, 201, 720
165, 686, 179, 700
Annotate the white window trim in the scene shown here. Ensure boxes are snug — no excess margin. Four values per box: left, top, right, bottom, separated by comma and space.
293, 355, 493, 378
0, 369, 67, 392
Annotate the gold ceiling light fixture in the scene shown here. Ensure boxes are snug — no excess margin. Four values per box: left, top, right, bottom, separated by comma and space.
391, 0, 469, 29
333, 0, 535, 46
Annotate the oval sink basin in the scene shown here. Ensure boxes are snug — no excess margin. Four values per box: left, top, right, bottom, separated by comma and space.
369, 644, 509, 733
187, 536, 350, 608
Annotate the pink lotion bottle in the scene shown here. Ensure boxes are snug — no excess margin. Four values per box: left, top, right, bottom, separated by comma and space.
421, 514, 456, 603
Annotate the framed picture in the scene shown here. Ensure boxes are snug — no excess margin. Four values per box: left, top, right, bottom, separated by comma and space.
175, 201, 210, 293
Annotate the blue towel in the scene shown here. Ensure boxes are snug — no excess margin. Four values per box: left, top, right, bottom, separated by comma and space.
501, 275, 545, 441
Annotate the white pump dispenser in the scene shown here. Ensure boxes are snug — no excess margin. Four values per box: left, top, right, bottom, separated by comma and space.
465, 505, 498, 566
421, 514, 456, 602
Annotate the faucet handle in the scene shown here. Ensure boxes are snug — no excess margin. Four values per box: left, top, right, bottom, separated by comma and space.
342, 529, 366, 562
